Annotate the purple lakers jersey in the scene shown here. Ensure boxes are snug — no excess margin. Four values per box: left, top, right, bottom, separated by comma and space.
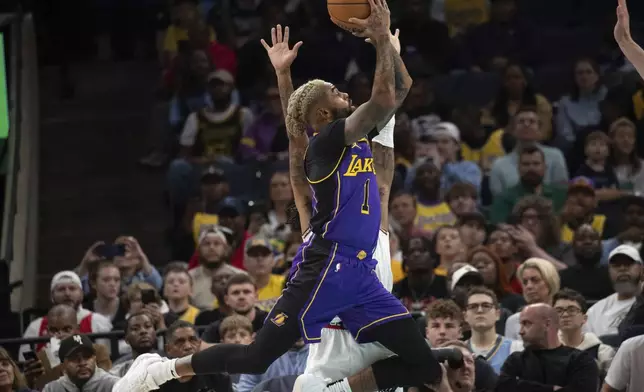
304, 119, 380, 253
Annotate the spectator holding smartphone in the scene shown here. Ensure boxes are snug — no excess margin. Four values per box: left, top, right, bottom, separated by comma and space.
22, 305, 112, 390
76, 238, 162, 294
116, 283, 171, 331
0, 347, 37, 392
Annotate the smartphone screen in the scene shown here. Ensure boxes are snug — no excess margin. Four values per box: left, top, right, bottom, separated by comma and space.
23, 351, 36, 361
113, 244, 126, 257
141, 289, 156, 305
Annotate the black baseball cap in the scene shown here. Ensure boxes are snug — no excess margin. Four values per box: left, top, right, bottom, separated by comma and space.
201, 166, 226, 184
218, 196, 246, 217
59, 334, 95, 362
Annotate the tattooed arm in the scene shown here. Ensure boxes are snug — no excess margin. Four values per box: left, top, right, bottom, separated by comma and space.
342, 0, 397, 144
366, 30, 412, 129
261, 25, 312, 233
276, 69, 312, 233
382, 31, 412, 126
287, 122, 311, 233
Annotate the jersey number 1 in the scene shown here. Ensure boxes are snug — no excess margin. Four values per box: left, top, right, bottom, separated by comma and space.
361, 179, 370, 215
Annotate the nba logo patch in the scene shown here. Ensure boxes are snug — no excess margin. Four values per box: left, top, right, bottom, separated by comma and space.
271, 312, 288, 327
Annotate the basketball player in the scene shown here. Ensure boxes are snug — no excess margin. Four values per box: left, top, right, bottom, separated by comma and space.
260, 22, 401, 387
111, 1, 445, 391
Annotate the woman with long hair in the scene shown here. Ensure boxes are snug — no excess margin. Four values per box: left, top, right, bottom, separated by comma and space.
0, 347, 36, 392
467, 245, 525, 312
487, 227, 523, 293
85, 260, 127, 326
555, 58, 607, 152
485, 63, 553, 140
510, 195, 567, 266
608, 117, 644, 195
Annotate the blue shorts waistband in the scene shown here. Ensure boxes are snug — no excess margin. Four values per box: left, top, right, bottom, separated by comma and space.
310, 234, 374, 260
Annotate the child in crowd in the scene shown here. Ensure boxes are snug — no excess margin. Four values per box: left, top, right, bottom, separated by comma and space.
219, 315, 254, 384
575, 131, 623, 201
219, 314, 254, 345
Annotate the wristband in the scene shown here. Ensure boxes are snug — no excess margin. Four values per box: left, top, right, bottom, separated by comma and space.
372, 115, 395, 148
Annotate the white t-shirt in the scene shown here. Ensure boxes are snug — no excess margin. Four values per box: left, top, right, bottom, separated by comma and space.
179, 106, 254, 147
605, 335, 644, 392
586, 293, 636, 336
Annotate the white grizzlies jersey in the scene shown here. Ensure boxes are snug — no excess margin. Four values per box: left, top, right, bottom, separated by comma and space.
305, 230, 396, 382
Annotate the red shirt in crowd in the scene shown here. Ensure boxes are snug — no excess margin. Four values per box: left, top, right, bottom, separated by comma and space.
188, 231, 250, 271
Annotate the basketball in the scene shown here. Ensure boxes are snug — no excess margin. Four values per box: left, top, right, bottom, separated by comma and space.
327, 0, 370, 31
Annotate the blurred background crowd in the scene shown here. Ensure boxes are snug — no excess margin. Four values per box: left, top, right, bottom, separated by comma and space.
2, 0, 644, 391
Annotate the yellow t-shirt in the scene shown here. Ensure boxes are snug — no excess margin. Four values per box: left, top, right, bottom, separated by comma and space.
633, 89, 644, 120
415, 202, 457, 232
258, 274, 285, 301
163, 25, 216, 55
444, 0, 489, 36
256, 274, 286, 312
460, 129, 505, 172
434, 266, 448, 277
179, 305, 201, 324
193, 212, 219, 243
560, 215, 606, 244
391, 258, 405, 284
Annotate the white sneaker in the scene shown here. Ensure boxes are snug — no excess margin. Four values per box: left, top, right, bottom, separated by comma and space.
293, 374, 330, 392
112, 353, 166, 392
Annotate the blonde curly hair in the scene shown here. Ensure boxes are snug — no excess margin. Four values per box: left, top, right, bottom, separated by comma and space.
286, 79, 327, 136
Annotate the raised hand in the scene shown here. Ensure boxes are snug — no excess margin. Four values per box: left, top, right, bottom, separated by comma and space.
365, 29, 401, 54
615, 0, 632, 45
345, 0, 391, 40
261, 25, 303, 72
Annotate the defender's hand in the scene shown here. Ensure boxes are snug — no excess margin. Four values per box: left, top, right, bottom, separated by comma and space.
615, 0, 632, 45
261, 25, 303, 72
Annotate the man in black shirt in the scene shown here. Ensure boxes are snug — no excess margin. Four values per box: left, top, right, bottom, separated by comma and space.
160, 320, 233, 392
559, 224, 613, 302
393, 235, 448, 312
497, 304, 598, 392
201, 274, 268, 343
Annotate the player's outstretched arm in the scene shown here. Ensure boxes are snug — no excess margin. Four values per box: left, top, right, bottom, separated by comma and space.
261, 25, 302, 121
261, 25, 311, 232
366, 29, 412, 127
341, 0, 399, 144
615, 0, 644, 78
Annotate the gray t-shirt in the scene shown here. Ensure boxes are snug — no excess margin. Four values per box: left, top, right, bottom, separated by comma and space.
605, 335, 644, 392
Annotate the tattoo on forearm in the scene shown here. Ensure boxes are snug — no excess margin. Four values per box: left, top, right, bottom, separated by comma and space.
392, 52, 412, 106
345, 40, 397, 144
277, 72, 294, 121
373, 143, 395, 189
373, 40, 396, 101
289, 147, 307, 187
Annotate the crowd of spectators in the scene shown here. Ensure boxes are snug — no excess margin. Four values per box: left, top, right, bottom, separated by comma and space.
5, 0, 644, 391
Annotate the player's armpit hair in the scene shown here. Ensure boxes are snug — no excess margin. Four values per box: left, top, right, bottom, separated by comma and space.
286, 79, 327, 136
